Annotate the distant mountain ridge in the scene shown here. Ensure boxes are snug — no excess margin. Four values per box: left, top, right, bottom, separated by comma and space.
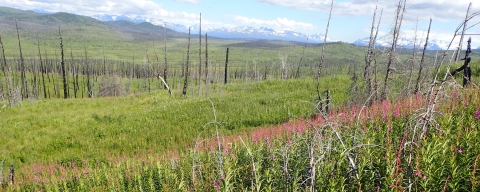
353, 36, 452, 50
92, 14, 337, 43
25, 10, 463, 50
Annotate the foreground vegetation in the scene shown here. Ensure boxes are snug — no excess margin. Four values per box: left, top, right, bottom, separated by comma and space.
2, 4, 480, 191
2, 85, 480, 191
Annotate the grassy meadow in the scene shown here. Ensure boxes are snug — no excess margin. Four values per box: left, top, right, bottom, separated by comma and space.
2, 6, 480, 191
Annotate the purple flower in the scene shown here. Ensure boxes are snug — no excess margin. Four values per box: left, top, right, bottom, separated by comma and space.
214, 181, 220, 189
475, 110, 480, 120
458, 148, 463, 154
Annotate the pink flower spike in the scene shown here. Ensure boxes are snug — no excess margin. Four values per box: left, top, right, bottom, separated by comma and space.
475, 110, 480, 119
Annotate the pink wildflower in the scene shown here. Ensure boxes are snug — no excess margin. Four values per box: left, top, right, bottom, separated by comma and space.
475, 110, 480, 120
458, 148, 463, 154
415, 171, 421, 176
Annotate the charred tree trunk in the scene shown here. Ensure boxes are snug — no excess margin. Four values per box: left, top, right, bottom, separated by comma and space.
381, 0, 406, 100
183, 28, 191, 95
15, 15, 28, 99
365, 6, 382, 99
0, 34, 12, 105
414, 18, 432, 94
37, 35, 47, 99
205, 33, 209, 85
59, 27, 68, 99
198, 13, 202, 93
163, 23, 168, 88
316, 0, 334, 101
295, 38, 308, 79
224, 47, 229, 84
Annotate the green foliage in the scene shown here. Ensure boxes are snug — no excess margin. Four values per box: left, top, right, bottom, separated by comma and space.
1, 88, 479, 191
0, 77, 347, 169
3, 5, 480, 192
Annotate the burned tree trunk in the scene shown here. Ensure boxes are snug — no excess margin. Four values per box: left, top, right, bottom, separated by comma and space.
205, 33, 209, 85
224, 47, 229, 84
198, 13, 202, 93
381, 0, 406, 100
0, 34, 12, 106
163, 22, 168, 88
59, 27, 68, 99
414, 18, 432, 94
15, 15, 28, 99
183, 28, 191, 95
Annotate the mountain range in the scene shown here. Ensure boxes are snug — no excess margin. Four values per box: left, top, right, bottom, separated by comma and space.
92, 14, 337, 43
7, 8, 471, 50
353, 36, 454, 50
91, 14, 466, 50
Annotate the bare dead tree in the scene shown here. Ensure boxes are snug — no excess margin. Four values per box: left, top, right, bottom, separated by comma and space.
36, 34, 47, 99
381, 0, 406, 100
205, 33, 209, 85
14, 14, 28, 99
0, 34, 12, 106
372, 10, 383, 101
59, 26, 68, 99
152, 34, 160, 90
295, 38, 308, 79
85, 46, 94, 98
183, 27, 191, 95
316, 0, 334, 101
8, 165, 14, 185
163, 22, 168, 88
69, 41, 76, 98
405, 18, 419, 96
414, 18, 432, 94
198, 13, 202, 94
455, 2, 472, 62
224, 47, 229, 84
364, 6, 382, 99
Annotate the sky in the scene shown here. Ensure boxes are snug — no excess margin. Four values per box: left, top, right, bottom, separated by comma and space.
1, 0, 480, 48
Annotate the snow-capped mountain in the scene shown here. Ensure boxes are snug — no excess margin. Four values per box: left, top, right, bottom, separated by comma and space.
92, 14, 185, 30
92, 14, 338, 43
353, 36, 450, 50
200, 26, 337, 43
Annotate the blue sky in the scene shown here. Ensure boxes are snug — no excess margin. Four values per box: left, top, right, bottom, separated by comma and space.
2, 0, 480, 47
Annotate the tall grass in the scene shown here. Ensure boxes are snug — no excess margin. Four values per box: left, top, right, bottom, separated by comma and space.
2, 88, 479, 191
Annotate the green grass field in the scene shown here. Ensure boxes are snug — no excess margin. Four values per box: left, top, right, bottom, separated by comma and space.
2, 6, 480, 191
0, 77, 350, 169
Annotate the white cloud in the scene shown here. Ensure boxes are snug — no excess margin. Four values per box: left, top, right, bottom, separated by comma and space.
231, 15, 317, 31
256, 0, 479, 22
173, 0, 201, 5
1, 0, 199, 24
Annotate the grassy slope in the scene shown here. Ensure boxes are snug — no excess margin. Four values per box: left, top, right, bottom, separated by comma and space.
0, 76, 350, 168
